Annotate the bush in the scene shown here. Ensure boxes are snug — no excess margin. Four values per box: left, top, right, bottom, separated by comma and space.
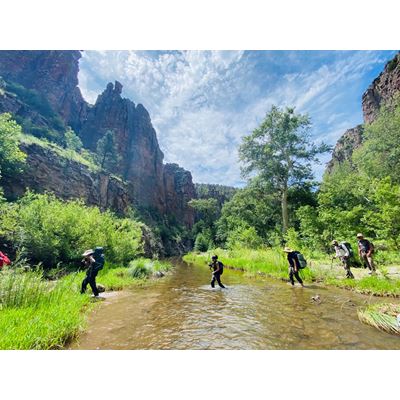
194, 233, 210, 252
226, 226, 263, 249
0, 192, 144, 268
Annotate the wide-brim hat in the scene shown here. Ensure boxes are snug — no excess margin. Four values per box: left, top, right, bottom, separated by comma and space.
356, 233, 363, 238
283, 247, 293, 253
331, 240, 338, 245
82, 249, 94, 257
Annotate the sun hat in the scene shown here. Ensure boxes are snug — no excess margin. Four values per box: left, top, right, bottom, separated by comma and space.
356, 233, 363, 238
331, 240, 338, 245
82, 249, 94, 257
283, 247, 293, 253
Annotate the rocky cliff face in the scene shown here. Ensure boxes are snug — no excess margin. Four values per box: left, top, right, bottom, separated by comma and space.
327, 52, 400, 172
0, 51, 88, 131
362, 52, 400, 124
164, 164, 196, 229
326, 125, 363, 172
2, 142, 134, 214
0, 51, 195, 230
79, 81, 167, 214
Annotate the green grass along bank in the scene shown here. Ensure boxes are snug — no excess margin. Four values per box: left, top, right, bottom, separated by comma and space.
183, 248, 400, 297
0, 259, 172, 350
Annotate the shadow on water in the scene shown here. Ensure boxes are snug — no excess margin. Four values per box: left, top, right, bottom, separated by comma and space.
73, 259, 400, 350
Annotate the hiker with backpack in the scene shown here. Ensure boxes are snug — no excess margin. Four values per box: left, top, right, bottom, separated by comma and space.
331, 240, 355, 279
208, 255, 226, 288
357, 233, 376, 274
283, 248, 305, 287
81, 247, 105, 297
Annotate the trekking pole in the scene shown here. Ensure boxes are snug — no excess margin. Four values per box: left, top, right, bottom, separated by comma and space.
330, 257, 334, 270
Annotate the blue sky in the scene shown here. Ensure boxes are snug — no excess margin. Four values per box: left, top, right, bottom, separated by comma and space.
78, 50, 397, 187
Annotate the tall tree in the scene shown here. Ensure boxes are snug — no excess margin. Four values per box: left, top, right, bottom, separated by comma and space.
239, 106, 330, 233
96, 130, 120, 171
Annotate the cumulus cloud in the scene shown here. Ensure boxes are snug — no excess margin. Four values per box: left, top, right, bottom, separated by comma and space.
78, 50, 396, 186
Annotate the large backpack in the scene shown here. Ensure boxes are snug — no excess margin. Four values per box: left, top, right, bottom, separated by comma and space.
294, 251, 307, 269
340, 242, 354, 258
93, 247, 105, 271
218, 261, 224, 275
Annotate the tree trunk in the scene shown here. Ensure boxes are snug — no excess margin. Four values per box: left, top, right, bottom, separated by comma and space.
281, 187, 289, 233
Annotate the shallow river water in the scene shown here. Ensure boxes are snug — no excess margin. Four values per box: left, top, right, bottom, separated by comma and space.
74, 260, 400, 349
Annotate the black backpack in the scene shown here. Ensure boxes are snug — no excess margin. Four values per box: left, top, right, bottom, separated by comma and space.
340, 242, 354, 258
93, 247, 105, 271
218, 261, 224, 275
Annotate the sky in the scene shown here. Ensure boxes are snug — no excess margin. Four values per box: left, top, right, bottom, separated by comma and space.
78, 50, 397, 187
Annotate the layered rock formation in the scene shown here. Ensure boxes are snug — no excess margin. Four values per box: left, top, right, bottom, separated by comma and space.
362, 52, 400, 124
2, 142, 134, 214
0, 51, 195, 230
79, 81, 167, 213
0, 50, 87, 131
164, 164, 196, 229
327, 52, 400, 172
326, 125, 363, 172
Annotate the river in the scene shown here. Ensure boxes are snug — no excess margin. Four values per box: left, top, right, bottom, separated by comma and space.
74, 259, 400, 349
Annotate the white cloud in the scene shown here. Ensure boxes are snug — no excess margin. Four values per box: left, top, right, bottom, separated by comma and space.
78, 50, 395, 187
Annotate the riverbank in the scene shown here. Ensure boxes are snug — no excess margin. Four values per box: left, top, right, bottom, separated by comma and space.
0, 258, 172, 349
183, 248, 400, 297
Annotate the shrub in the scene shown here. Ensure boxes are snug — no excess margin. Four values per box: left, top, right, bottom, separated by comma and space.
0, 192, 143, 268
194, 233, 210, 252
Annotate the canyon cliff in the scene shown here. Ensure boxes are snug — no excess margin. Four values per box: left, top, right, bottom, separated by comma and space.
0, 50, 195, 232
327, 52, 400, 172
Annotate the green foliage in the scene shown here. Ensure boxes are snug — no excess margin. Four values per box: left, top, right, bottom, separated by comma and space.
239, 105, 330, 232
353, 96, 400, 183
226, 226, 263, 250
64, 128, 83, 152
194, 232, 211, 252
96, 130, 121, 171
0, 192, 143, 268
0, 271, 92, 349
0, 113, 27, 179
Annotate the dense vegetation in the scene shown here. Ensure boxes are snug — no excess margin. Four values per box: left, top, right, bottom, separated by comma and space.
188, 100, 400, 299
0, 192, 144, 269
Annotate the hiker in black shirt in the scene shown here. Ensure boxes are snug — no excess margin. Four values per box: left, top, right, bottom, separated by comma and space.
209, 255, 226, 288
357, 233, 376, 274
284, 247, 304, 287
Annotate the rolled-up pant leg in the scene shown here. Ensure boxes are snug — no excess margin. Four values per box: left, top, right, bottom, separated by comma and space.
361, 253, 375, 271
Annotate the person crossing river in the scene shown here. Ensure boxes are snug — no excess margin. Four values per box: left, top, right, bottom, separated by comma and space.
283, 247, 304, 287
209, 255, 226, 288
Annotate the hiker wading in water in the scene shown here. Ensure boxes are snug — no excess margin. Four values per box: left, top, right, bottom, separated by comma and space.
357, 233, 376, 275
284, 247, 304, 287
331, 240, 355, 279
209, 255, 226, 288
81, 247, 105, 297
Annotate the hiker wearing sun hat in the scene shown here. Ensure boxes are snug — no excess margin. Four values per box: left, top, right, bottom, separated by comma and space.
283, 247, 304, 287
80, 249, 99, 296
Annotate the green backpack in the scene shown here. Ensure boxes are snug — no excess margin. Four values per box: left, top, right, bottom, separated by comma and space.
294, 251, 307, 269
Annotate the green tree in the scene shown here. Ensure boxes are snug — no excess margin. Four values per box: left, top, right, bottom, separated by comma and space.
0, 113, 27, 179
96, 130, 120, 171
353, 95, 400, 183
64, 128, 83, 152
239, 106, 330, 233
